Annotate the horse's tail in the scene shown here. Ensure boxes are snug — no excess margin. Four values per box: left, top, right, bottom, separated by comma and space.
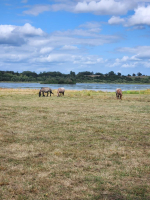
39, 91, 41, 97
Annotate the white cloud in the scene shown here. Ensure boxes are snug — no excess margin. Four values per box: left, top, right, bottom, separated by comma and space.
0, 23, 45, 46
108, 16, 125, 25
61, 45, 78, 50
23, 0, 136, 16
34, 54, 70, 63
108, 62, 120, 67
32, 53, 104, 66
40, 47, 53, 54
144, 62, 150, 68
109, 5, 150, 27
0, 25, 25, 46
80, 21, 101, 28
0, 25, 16, 35
0, 53, 29, 62
108, 4, 150, 28
112, 46, 150, 70
23, 5, 51, 16
121, 56, 129, 62
0, 22, 112, 72
23, 3, 74, 15
117, 46, 150, 59
55, 28, 101, 37
28, 38, 51, 46
12, 23, 44, 36
115, 56, 129, 63
79, 22, 101, 33
2, 20, 150, 73
130, 55, 141, 61
74, 0, 135, 15
126, 5, 150, 26
121, 63, 137, 68
109, 45, 150, 70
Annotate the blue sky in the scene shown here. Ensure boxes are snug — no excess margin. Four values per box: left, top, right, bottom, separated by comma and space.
1, 0, 150, 75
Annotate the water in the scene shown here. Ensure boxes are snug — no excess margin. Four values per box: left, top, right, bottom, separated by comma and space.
0, 82, 150, 92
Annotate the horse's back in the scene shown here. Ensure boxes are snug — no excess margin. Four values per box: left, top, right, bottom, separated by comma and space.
40, 87, 51, 92
58, 87, 65, 92
116, 88, 122, 94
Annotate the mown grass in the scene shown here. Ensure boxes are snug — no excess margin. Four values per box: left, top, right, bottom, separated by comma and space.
0, 88, 150, 200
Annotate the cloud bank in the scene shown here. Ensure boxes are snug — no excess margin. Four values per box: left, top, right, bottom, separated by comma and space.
1, 0, 150, 74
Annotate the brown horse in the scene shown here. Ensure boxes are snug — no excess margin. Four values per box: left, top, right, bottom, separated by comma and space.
57, 87, 65, 97
39, 87, 53, 97
116, 88, 122, 100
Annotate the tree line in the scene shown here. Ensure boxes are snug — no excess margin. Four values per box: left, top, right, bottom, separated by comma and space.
0, 70, 150, 84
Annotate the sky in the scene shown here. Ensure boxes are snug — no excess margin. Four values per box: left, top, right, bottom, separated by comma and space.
0, 0, 150, 75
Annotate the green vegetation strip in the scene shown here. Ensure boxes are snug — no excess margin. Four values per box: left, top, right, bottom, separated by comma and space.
1, 70, 150, 84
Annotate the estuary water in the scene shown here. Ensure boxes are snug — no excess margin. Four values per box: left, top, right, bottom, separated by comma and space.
0, 82, 150, 92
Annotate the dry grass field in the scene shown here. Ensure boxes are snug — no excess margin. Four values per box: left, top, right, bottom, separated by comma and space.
0, 88, 150, 200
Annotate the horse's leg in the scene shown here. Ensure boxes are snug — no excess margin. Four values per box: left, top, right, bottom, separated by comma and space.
43, 92, 45, 97
47, 92, 48, 97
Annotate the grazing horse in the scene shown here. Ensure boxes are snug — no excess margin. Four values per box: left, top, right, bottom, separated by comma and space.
57, 87, 65, 97
116, 88, 122, 100
39, 87, 53, 97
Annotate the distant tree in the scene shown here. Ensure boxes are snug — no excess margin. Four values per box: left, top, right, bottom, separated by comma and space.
132, 73, 136, 76
127, 74, 131, 76
77, 71, 93, 76
16, 71, 19, 76
137, 72, 142, 76
108, 71, 116, 76
117, 72, 121, 76
95, 72, 103, 75
22, 71, 37, 78
70, 71, 75, 77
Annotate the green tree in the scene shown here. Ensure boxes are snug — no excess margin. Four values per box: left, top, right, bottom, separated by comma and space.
108, 71, 116, 76
70, 71, 75, 77
137, 72, 142, 76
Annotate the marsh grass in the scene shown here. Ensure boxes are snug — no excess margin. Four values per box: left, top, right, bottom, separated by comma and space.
123, 89, 150, 95
0, 88, 150, 200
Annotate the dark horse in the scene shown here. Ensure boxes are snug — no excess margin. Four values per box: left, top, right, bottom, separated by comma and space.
116, 88, 122, 100
39, 87, 53, 97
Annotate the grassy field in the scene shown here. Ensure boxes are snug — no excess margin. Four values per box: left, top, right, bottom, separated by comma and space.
0, 88, 150, 200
